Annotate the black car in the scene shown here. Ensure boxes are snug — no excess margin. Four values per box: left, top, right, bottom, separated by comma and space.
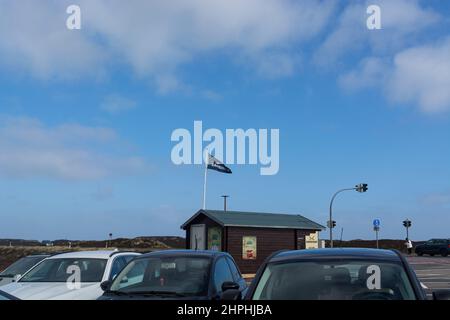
415, 239, 449, 257
0, 254, 50, 286
0, 290, 19, 301
98, 250, 247, 300
223, 248, 450, 300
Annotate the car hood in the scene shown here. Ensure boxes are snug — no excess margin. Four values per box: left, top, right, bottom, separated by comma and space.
0, 276, 14, 287
0, 282, 103, 300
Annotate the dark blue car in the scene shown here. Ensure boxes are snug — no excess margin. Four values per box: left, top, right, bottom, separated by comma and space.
223, 248, 450, 300
415, 239, 450, 257
98, 250, 247, 300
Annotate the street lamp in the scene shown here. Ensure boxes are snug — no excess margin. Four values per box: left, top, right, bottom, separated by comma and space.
329, 183, 368, 248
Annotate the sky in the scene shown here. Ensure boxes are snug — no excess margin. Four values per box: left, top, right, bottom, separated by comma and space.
0, 0, 449, 241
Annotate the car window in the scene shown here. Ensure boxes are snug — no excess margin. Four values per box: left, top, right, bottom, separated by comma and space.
252, 260, 416, 300
109, 257, 127, 281
0, 256, 47, 276
214, 258, 234, 293
19, 258, 107, 283
110, 257, 211, 297
123, 255, 136, 264
225, 257, 241, 281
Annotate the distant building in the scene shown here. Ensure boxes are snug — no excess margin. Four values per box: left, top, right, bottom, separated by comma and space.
41, 240, 54, 247
181, 209, 325, 274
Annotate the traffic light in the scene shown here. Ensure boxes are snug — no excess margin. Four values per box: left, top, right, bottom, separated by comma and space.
328, 220, 337, 228
356, 183, 368, 193
403, 220, 412, 228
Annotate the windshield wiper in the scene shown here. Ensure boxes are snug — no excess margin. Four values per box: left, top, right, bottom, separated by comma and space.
125, 290, 187, 297
107, 290, 129, 296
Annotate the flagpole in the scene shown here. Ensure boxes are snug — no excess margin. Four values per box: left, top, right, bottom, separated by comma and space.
202, 151, 208, 210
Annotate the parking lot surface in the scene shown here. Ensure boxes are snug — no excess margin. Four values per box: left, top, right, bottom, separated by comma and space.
406, 255, 450, 299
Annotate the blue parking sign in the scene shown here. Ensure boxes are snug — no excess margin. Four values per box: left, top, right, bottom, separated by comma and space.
373, 219, 381, 227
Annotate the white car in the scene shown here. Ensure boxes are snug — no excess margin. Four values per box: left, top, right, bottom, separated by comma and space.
0, 250, 140, 300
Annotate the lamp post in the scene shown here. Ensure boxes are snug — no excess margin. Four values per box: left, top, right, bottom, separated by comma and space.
329, 183, 368, 248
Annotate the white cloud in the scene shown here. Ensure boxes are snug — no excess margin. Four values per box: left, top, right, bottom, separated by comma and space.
0, 1, 105, 80
335, 0, 449, 113
0, 0, 335, 86
100, 94, 137, 114
0, 116, 149, 180
339, 57, 388, 91
340, 38, 450, 113
155, 74, 193, 95
1, 0, 448, 113
387, 39, 450, 113
314, 0, 440, 67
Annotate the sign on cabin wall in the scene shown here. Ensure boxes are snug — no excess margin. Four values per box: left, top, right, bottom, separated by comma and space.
208, 227, 222, 251
305, 231, 319, 249
242, 236, 257, 260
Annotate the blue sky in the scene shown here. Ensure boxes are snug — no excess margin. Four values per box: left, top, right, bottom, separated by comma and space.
0, 0, 450, 241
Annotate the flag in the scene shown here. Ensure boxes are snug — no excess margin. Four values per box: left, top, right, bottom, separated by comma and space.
207, 154, 232, 174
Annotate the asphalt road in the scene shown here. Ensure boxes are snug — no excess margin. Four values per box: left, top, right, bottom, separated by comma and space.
406, 255, 450, 299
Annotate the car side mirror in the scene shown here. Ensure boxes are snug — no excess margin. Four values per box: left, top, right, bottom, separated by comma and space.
221, 281, 240, 292
433, 290, 450, 300
220, 282, 241, 301
100, 280, 112, 292
221, 289, 242, 301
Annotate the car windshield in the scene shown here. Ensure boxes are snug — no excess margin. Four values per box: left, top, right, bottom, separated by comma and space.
19, 258, 107, 283
110, 256, 211, 297
252, 260, 416, 300
0, 256, 47, 276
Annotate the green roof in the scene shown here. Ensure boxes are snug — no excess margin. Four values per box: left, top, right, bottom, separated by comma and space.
181, 210, 325, 230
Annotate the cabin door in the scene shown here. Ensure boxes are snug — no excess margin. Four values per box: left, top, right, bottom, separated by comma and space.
190, 224, 206, 250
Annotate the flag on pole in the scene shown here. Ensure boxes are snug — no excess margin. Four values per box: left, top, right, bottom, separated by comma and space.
203, 153, 232, 209
207, 154, 232, 174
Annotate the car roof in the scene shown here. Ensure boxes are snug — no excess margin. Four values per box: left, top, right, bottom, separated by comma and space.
270, 248, 401, 263
137, 250, 227, 259
47, 250, 139, 260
